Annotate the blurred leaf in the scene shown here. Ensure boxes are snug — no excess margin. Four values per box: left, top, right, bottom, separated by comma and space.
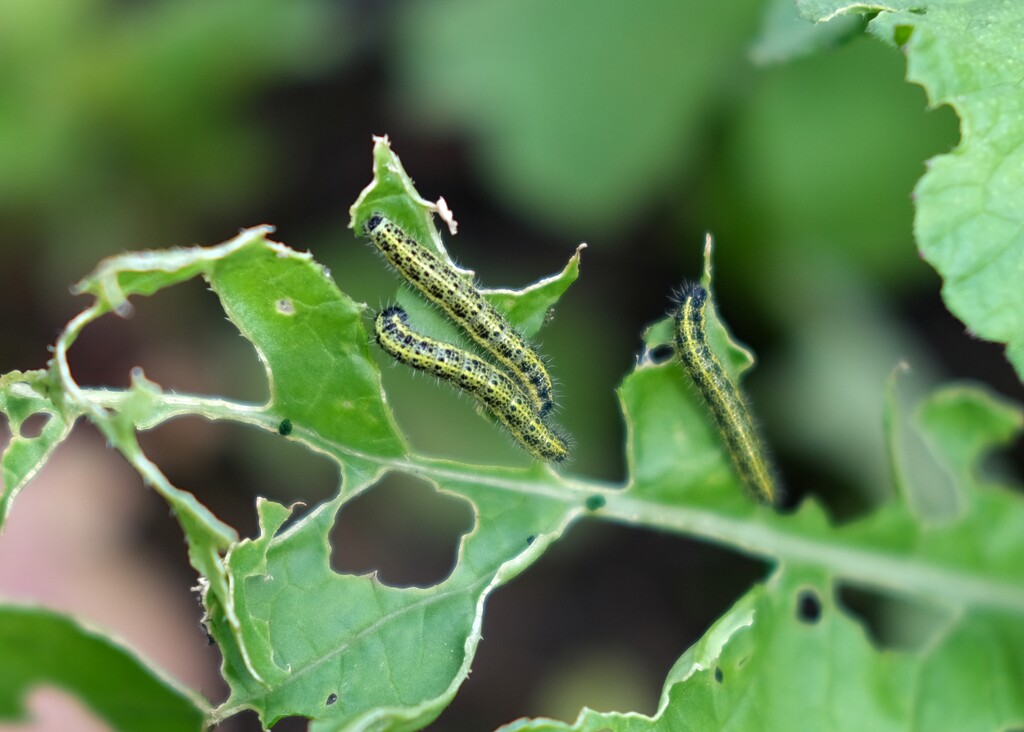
0, 0, 345, 277
394, 0, 761, 233
707, 35, 959, 288
796, 1, 1024, 380
0, 605, 206, 731
751, 0, 865, 64
884, 366, 961, 521
759, 258, 939, 508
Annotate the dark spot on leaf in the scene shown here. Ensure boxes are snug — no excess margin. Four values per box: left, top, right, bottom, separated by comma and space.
278, 419, 293, 436
714, 667, 723, 683
647, 343, 675, 364
326, 693, 338, 706
526, 535, 535, 545
585, 495, 606, 511
797, 589, 822, 624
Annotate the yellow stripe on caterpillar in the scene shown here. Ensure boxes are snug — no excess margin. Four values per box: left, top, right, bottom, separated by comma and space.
673, 282, 779, 504
374, 306, 569, 463
363, 214, 555, 417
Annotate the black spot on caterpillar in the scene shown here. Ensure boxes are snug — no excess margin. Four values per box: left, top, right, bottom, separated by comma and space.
363, 214, 555, 417
673, 282, 779, 504
374, 306, 569, 463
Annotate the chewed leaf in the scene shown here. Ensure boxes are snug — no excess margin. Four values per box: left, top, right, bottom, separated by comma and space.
69, 226, 407, 480
497, 567, 1024, 731
797, 1, 1024, 380
351, 136, 583, 345
0, 371, 75, 528
5, 135, 1024, 731
350, 136, 467, 272
211, 468, 576, 730
481, 242, 585, 339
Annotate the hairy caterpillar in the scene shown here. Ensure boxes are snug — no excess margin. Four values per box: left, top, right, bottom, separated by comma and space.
363, 214, 555, 417
374, 306, 569, 463
673, 282, 779, 504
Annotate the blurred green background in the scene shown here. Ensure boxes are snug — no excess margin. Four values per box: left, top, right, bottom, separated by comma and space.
1, 0, 1020, 730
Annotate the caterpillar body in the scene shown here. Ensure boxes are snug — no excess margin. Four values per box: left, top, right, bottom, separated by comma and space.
374, 306, 569, 463
363, 214, 555, 417
673, 282, 779, 504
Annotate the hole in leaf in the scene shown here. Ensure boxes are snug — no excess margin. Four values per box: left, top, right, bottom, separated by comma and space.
838, 584, 953, 651
796, 589, 822, 624
23, 685, 113, 732
647, 343, 675, 365
67, 278, 266, 403
269, 714, 307, 731
434, 520, 769, 729
18, 412, 51, 438
330, 474, 474, 588
136, 416, 337, 540
218, 710, 305, 730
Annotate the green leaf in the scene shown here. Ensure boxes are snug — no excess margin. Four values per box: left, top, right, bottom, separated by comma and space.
70, 224, 407, 482
0, 605, 206, 731
497, 567, 1024, 731
0, 370, 75, 528
5, 138, 1023, 731
211, 469, 578, 730
797, 0, 1024, 380
0, 138, 589, 730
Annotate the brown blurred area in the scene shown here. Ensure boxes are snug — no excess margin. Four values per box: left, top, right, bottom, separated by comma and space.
1, 1, 1020, 730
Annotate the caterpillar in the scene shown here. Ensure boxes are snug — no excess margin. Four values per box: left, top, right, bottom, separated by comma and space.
363, 214, 555, 417
673, 282, 779, 504
374, 306, 569, 463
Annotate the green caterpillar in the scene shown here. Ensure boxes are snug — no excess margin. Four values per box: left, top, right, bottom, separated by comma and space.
374, 306, 568, 463
673, 282, 779, 504
363, 214, 555, 417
